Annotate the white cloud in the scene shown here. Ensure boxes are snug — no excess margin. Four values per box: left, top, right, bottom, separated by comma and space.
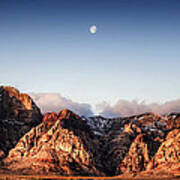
30, 93, 94, 117
29, 93, 180, 118
98, 99, 180, 117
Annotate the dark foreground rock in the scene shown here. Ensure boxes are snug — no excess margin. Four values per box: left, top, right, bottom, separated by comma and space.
0, 86, 42, 157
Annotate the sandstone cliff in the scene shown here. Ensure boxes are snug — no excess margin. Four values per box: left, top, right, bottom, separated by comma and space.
3, 109, 104, 176
0, 86, 42, 157
100, 112, 180, 177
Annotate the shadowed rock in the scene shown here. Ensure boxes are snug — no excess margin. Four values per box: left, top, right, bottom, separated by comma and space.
119, 134, 150, 174
0, 86, 42, 157
151, 129, 180, 169
99, 112, 180, 177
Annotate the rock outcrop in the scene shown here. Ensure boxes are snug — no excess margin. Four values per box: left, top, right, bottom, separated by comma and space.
0, 86, 42, 156
102, 123, 141, 175
132, 129, 180, 179
119, 134, 150, 174
0, 86, 180, 178
98, 112, 180, 177
3, 109, 104, 176
151, 129, 180, 169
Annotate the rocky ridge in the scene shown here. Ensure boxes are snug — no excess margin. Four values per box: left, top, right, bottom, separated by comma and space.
82, 112, 180, 177
81, 116, 114, 136
103, 112, 180, 178
0, 86, 179, 178
3, 109, 104, 176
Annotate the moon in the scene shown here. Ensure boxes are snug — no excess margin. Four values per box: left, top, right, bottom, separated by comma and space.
89, 25, 97, 34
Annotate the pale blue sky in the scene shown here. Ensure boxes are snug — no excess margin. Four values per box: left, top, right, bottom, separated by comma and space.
1, 0, 180, 106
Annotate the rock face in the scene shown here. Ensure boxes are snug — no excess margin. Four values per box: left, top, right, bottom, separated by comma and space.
119, 134, 150, 174
96, 112, 180, 177
152, 129, 180, 169
102, 123, 141, 175
0, 86, 179, 178
0, 86, 42, 156
3, 109, 104, 176
132, 129, 180, 179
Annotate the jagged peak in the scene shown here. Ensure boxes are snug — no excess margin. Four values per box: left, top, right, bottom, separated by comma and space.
58, 109, 80, 120
42, 112, 58, 124
42, 109, 84, 129
0, 86, 33, 110
0, 86, 20, 97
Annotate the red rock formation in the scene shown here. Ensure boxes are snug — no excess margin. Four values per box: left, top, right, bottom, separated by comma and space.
2, 86, 35, 110
0, 86, 179, 178
43, 112, 58, 129
120, 129, 180, 179
58, 109, 80, 120
43, 112, 58, 123
101, 112, 180, 177
119, 134, 150, 174
166, 113, 180, 130
3, 109, 104, 176
151, 129, 180, 169
0, 86, 42, 156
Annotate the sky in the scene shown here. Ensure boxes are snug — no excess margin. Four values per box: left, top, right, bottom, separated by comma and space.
1, 0, 180, 116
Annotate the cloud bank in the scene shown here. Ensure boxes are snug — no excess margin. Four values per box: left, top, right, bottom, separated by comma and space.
30, 93, 94, 116
30, 93, 180, 117
98, 99, 180, 117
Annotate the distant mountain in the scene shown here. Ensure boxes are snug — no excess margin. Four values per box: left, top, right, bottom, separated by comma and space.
82, 112, 180, 137
0, 86, 179, 178
81, 115, 114, 136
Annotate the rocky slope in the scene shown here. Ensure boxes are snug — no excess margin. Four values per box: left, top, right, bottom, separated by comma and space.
82, 112, 180, 177
103, 112, 180, 178
3, 109, 104, 176
0, 86, 179, 178
0, 86, 42, 159
133, 129, 180, 179
81, 116, 114, 136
